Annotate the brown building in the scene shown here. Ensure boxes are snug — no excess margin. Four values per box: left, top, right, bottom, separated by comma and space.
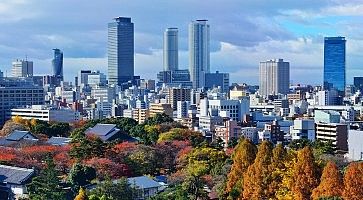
167, 88, 191, 110
315, 123, 348, 152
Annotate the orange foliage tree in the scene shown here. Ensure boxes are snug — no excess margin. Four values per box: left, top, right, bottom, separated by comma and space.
242, 141, 274, 199
343, 162, 363, 200
311, 161, 343, 200
226, 139, 257, 198
292, 147, 319, 200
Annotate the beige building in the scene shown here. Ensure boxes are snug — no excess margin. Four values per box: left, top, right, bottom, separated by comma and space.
149, 103, 173, 117
123, 109, 150, 124
315, 122, 348, 152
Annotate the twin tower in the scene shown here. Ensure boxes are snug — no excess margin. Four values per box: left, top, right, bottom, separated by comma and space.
108, 17, 210, 89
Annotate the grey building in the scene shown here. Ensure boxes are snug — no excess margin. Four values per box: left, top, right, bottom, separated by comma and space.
157, 69, 192, 88
108, 17, 134, 86
259, 59, 290, 96
11, 59, 33, 78
189, 20, 210, 89
163, 28, 178, 71
0, 78, 44, 126
205, 71, 230, 92
52, 48, 63, 82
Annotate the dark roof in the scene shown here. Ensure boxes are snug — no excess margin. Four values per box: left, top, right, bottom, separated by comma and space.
0, 165, 34, 185
6, 130, 37, 141
47, 137, 71, 146
128, 176, 161, 189
85, 124, 120, 141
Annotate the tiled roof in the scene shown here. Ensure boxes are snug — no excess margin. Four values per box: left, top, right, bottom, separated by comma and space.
6, 130, 37, 141
85, 124, 120, 141
0, 165, 34, 185
47, 137, 71, 146
128, 176, 161, 189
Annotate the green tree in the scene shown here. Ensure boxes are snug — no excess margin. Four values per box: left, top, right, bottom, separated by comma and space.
145, 113, 173, 125
27, 156, 66, 200
68, 163, 96, 192
89, 178, 136, 200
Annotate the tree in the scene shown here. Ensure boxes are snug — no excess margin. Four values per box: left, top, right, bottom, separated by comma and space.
288, 138, 312, 150
269, 144, 287, 197
145, 113, 173, 125
343, 162, 363, 200
226, 139, 257, 198
89, 178, 136, 200
243, 141, 274, 199
27, 156, 66, 200
311, 161, 343, 200
68, 163, 96, 192
74, 187, 89, 200
0, 120, 26, 136
292, 147, 319, 200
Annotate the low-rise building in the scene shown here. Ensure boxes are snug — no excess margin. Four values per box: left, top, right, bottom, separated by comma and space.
290, 119, 316, 141
149, 103, 173, 118
0, 165, 35, 199
214, 120, 241, 148
315, 122, 348, 152
10, 105, 80, 123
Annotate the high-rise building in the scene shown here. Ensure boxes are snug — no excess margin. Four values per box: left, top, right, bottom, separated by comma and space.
259, 59, 290, 96
108, 17, 134, 86
324, 37, 346, 92
353, 77, 363, 91
166, 88, 191, 110
52, 49, 63, 81
11, 59, 33, 77
0, 70, 3, 78
189, 20, 210, 89
163, 28, 178, 71
205, 71, 230, 92
78, 70, 92, 87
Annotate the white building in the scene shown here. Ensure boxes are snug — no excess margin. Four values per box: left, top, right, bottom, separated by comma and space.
259, 59, 289, 96
241, 127, 258, 142
290, 119, 316, 141
200, 98, 250, 121
11, 59, 33, 78
348, 130, 363, 161
177, 101, 190, 119
189, 20, 210, 89
87, 71, 107, 87
10, 105, 80, 123
91, 86, 115, 103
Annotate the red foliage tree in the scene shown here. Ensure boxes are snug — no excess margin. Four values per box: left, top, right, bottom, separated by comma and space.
85, 158, 131, 179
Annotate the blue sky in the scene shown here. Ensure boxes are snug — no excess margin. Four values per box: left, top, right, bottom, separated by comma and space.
1, 0, 363, 85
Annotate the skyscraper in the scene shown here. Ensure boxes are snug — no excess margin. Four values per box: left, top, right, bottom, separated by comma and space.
189, 20, 210, 89
324, 37, 346, 92
163, 28, 178, 71
52, 48, 63, 81
259, 59, 290, 96
11, 59, 33, 77
108, 17, 134, 86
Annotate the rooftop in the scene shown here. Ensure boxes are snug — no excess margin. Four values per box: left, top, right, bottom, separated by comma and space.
0, 165, 34, 185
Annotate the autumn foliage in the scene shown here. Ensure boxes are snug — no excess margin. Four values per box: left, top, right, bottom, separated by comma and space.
312, 161, 343, 199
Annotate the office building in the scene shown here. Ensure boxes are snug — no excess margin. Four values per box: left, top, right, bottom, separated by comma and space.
177, 101, 190, 119
316, 90, 339, 105
91, 86, 115, 103
163, 28, 178, 71
290, 119, 316, 141
316, 122, 348, 151
108, 17, 134, 86
314, 110, 340, 123
10, 105, 80, 123
78, 70, 92, 87
201, 98, 250, 121
52, 49, 63, 82
157, 69, 192, 88
189, 20, 210, 89
166, 88, 191, 110
348, 130, 363, 161
88, 71, 107, 87
11, 60, 33, 78
140, 79, 155, 91
205, 71, 230, 92
259, 59, 290, 96
0, 70, 3, 78
0, 79, 44, 126
324, 37, 346, 92
354, 77, 363, 91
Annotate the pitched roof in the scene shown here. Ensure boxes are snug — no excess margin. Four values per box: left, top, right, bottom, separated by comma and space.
6, 130, 37, 141
47, 137, 71, 146
85, 124, 120, 141
127, 176, 161, 189
0, 165, 34, 185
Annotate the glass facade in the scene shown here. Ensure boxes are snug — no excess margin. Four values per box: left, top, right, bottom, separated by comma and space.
52, 49, 63, 80
163, 28, 178, 71
108, 17, 134, 86
324, 37, 346, 92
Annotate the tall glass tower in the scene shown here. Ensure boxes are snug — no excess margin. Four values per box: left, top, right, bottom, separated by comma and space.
163, 28, 178, 71
324, 37, 346, 92
52, 48, 63, 81
189, 20, 210, 89
108, 17, 134, 86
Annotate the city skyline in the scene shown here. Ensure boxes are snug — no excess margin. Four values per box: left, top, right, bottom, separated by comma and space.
1, 0, 363, 84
